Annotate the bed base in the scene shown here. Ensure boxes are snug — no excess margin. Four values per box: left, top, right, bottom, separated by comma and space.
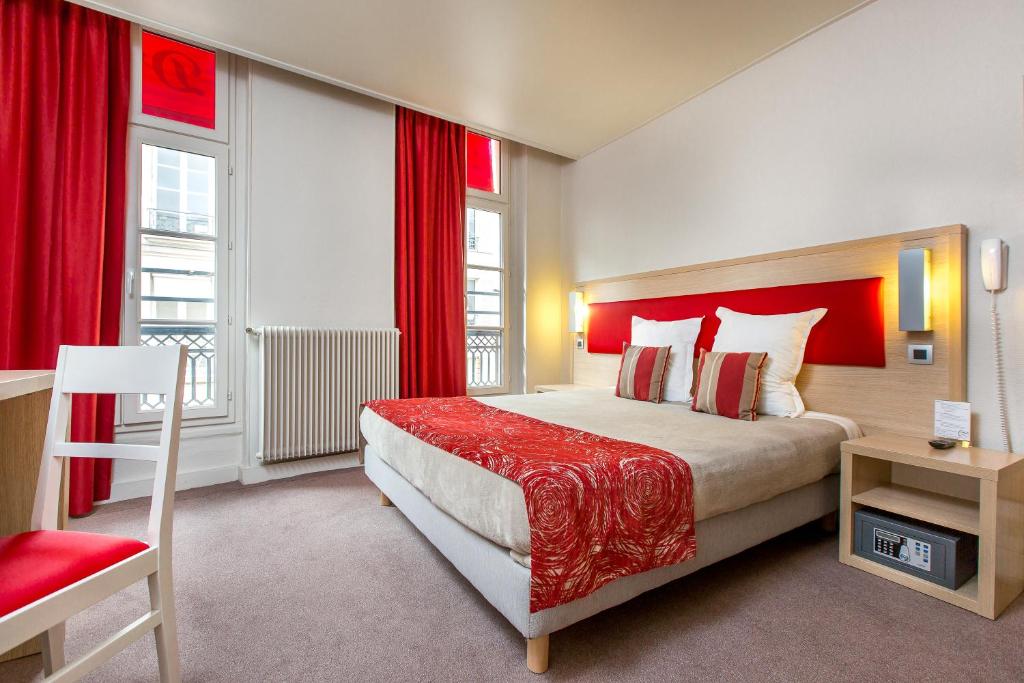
364, 445, 838, 674
819, 510, 838, 533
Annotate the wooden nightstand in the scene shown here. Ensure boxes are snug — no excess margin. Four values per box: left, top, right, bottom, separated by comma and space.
534, 384, 592, 393
840, 434, 1024, 619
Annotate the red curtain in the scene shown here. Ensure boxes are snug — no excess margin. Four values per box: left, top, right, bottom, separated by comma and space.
0, 0, 130, 517
394, 108, 468, 398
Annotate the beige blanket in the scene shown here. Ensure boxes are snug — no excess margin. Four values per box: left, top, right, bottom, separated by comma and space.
360, 388, 857, 557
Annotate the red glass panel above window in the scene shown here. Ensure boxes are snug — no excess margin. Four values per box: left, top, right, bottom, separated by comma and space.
467, 131, 499, 193
141, 32, 216, 129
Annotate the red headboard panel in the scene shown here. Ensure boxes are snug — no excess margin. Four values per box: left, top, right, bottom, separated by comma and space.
586, 277, 885, 367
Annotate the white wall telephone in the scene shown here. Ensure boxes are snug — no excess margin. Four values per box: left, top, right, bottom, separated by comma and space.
981, 238, 1006, 292
981, 238, 1010, 452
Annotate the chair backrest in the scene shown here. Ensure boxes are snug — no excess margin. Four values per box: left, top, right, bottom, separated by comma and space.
32, 346, 187, 549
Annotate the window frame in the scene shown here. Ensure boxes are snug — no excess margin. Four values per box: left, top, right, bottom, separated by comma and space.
465, 129, 511, 395
130, 25, 230, 144
122, 126, 231, 424
465, 198, 509, 396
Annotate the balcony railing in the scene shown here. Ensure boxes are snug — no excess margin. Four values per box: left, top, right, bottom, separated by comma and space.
140, 325, 216, 409
146, 207, 214, 235
467, 330, 501, 389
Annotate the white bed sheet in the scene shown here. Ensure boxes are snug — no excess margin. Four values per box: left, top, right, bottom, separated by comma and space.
360, 387, 859, 559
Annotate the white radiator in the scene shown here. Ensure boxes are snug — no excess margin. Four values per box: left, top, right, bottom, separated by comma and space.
255, 326, 399, 463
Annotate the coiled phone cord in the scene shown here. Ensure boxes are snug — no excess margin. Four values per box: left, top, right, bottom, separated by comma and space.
991, 291, 1011, 452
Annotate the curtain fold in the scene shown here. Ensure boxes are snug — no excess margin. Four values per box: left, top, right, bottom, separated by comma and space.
394, 107, 468, 398
0, 0, 130, 517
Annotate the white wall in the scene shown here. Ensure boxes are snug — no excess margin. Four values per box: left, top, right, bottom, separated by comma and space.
239, 62, 396, 480
248, 62, 395, 329
523, 148, 571, 391
563, 0, 1023, 450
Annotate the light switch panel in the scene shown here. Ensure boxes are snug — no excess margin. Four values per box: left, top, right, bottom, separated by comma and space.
908, 344, 933, 365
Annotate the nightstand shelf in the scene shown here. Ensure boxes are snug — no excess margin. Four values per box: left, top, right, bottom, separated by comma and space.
840, 434, 1024, 620
851, 483, 980, 535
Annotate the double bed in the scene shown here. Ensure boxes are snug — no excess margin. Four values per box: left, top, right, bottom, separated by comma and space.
360, 388, 859, 672
359, 226, 966, 673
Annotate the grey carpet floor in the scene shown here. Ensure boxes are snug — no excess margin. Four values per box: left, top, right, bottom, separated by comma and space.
2, 467, 1022, 682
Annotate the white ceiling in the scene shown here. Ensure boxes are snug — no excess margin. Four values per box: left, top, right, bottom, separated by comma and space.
75, 0, 870, 158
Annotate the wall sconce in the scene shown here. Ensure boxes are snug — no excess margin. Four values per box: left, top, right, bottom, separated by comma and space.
898, 247, 932, 331
568, 291, 587, 335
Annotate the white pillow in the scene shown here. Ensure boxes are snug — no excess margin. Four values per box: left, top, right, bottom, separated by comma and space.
630, 315, 703, 402
711, 307, 827, 417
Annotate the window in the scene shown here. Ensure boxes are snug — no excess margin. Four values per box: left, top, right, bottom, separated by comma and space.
465, 131, 509, 393
125, 134, 229, 422
124, 27, 231, 424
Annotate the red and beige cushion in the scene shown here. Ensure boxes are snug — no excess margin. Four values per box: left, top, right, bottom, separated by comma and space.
711, 307, 826, 417
615, 343, 672, 403
691, 350, 768, 421
0, 530, 149, 617
630, 315, 704, 402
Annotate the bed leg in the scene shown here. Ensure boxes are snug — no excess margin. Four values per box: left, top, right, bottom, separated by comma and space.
526, 635, 549, 674
379, 490, 394, 507
819, 511, 838, 533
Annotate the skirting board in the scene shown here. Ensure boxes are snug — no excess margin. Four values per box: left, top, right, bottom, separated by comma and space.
104, 452, 360, 504
239, 450, 360, 485
104, 464, 240, 505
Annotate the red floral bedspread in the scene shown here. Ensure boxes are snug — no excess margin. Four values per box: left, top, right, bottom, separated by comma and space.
364, 396, 696, 612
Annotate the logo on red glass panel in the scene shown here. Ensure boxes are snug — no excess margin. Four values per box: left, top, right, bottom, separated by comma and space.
141, 32, 216, 129
152, 50, 205, 95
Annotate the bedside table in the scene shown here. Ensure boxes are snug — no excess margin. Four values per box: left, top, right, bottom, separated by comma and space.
534, 384, 592, 393
839, 434, 1024, 619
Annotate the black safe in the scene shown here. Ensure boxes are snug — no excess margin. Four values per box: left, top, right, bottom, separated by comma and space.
854, 508, 977, 590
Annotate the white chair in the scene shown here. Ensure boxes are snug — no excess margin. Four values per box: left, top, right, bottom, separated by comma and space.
0, 345, 187, 682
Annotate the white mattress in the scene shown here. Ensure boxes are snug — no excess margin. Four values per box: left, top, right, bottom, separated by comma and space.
360, 388, 859, 559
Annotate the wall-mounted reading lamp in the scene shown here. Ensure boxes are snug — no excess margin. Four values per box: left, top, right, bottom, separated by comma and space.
898, 247, 932, 332
568, 291, 587, 349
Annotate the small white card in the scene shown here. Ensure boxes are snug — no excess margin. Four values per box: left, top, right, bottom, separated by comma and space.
934, 400, 971, 441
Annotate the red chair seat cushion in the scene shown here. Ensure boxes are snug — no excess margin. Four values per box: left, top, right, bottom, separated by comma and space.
0, 530, 149, 617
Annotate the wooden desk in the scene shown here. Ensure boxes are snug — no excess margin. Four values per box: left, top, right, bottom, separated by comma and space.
0, 370, 59, 662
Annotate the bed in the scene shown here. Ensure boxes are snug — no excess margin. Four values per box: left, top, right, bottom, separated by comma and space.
360, 389, 859, 672
359, 226, 966, 673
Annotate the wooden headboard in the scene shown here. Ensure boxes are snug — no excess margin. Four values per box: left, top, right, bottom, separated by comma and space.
572, 225, 966, 438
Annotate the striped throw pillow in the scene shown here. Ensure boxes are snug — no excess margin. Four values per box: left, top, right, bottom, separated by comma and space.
691, 350, 768, 421
615, 343, 672, 403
